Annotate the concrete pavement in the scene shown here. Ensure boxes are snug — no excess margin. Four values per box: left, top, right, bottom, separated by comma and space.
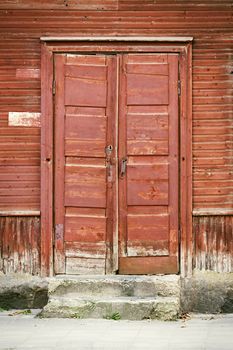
0, 310, 233, 350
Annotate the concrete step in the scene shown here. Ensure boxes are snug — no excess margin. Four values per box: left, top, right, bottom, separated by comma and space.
41, 275, 180, 320
47, 275, 180, 298
41, 295, 180, 321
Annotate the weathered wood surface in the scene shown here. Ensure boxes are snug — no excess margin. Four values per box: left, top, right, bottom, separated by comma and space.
118, 53, 179, 274
193, 215, 233, 273
0, 216, 40, 274
54, 54, 116, 274
0, 1, 232, 274
0, 1, 232, 211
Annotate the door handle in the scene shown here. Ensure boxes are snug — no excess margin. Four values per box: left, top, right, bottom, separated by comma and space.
105, 145, 113, 182
120, 157, 127, 178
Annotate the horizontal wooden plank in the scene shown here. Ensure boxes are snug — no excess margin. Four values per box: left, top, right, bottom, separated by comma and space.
0, 210, 40, 216
0, 2, 231, 213
65, 242, 106, 258
65, 64, 107, 80
127, 63, 168, 75
66, 207, 106, 217
66, 257, 105, 275
193, 208, 233, 216
119, 256, 178, 274
65, 139, 106, 157
127, 241, 169, 257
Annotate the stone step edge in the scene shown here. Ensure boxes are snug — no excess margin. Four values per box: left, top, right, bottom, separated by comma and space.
41, 296, 180, 321
48, 295, 179, 303
48, 276, 181, 297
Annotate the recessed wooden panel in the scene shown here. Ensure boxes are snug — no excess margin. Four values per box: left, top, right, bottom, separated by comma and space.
127, 114, 168, 139
127, 113, 168, 155
65, 216, 106, 242
119, 256, 178, 275
127, 74, 169, 105
65, 115, 107, 140
127, 213, 169, 241
127, 212, 169, 256
127, 180, 168, 206
65, 77, 107, 107
65, 165, 106, 208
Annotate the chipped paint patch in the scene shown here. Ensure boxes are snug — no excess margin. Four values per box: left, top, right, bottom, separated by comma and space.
8, 112, 41, 127
16, 68, 40, 79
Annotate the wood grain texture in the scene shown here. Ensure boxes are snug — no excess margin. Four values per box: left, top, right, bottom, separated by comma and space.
0, 216, 40, 274
193, 215, 233, 272
0, 0, 232, 275
53, 54, 116, 274
118, 53, 179, 273
0, 1, 232, 212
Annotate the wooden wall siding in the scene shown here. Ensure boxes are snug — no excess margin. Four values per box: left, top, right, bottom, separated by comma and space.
193, 216, 233, 272
0, 37, 41, 211
0, 216, 40, 274
0, 1, 232, 211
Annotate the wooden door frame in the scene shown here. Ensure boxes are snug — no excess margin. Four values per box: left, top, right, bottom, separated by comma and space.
40, 37, 193, 277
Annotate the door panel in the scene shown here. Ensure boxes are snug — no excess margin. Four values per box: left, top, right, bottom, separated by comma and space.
54, 54, 117, 274
54, 52, 179, 275
118, 54, 179, 274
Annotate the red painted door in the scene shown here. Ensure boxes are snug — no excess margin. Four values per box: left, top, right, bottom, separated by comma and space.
54, 54, 117, 274
54, 53, 179, 275
118, 54, 179, 274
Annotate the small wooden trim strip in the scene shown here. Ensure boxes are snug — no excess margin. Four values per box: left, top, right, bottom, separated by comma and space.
193, 208, 233, 216
40, 36, 193, 42
0, 211, 40, 216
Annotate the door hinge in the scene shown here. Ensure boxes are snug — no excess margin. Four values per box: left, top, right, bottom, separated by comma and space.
52, 80, 56, 95
178, 80, 181, 96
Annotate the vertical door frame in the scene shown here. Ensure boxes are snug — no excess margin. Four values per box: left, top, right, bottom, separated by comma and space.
40, 37, 193, 277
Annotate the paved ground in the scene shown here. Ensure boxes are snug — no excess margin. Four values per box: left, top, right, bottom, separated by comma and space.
0, 311, 233, 350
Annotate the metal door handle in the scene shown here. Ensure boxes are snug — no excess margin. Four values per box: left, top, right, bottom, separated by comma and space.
105, 145, 113, 182
120, 157, 127, 178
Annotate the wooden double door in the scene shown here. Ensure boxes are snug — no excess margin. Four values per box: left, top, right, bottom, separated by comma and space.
54, 52, 179, 275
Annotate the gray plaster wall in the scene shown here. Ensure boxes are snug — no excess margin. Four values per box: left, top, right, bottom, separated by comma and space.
0, 272, 49, 309
181, 270, 233, 314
